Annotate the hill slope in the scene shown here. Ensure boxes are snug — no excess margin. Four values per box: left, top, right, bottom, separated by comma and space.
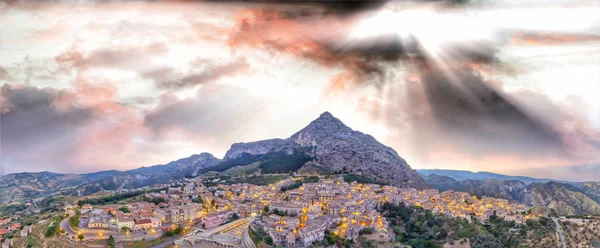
0, 153, 220, 203
417, 169, 565, 183
209, 112, 428, 188
423, 174, 600, 215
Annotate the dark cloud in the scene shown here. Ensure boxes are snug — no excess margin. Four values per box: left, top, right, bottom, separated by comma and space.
144, 57, 250, 90
0, 84, 93, 171
228, 1, 600, 162
418, 66, 566, 157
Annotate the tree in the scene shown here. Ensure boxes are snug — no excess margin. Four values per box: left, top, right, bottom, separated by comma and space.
265, 236, 274, 245
119, 206, 131, 213
210, 199, 216, 206
107, 235, 116, 248
77, 234, 85, 242
69, 215, 80, 228
263, 205, 269, 214
121, 226, 130, 233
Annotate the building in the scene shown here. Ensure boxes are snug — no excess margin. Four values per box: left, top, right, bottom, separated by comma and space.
134, 219, 153, 231
88, 216, 109, 229
116, 215, 135, 230
202, 214, 223, 229
20, 226, 31, 237
2, 239, 12, 248
170, 205, 198, 223
298, 222, 326, 245
0, 219, 10, 226
7, 223, 20, 231
269, 202, 304, 215
0, 229, 8, 235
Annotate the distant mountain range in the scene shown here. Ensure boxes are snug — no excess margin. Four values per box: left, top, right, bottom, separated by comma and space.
0, 153, 220, 203
416, 169, 570, 184
0, 112, 426, 204
422, 173, 600, 216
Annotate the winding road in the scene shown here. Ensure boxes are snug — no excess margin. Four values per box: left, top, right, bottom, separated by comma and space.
59, 218, 161, 241
552, 218, 567, 248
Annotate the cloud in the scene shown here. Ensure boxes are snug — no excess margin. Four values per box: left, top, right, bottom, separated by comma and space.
144, 84, 271, 150
0, 67, 6, 80
1, 84, 94, 172
144, 57, 251, 90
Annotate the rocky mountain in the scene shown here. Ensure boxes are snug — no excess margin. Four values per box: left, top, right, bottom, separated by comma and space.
417, 169, 565, 184
522, 182, 600, 216
579, 182, 600, 202
0, 153, 220, 204
423, 174, 600, 215
224, 139, 287, 159
214, 112, 428, 189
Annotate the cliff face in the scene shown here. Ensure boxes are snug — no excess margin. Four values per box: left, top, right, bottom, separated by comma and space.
289, 112, 427, 189
224, 139, 288, 159
221, 112, 428, 189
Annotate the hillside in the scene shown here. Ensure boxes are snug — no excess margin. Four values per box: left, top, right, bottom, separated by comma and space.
207, 112, 428, 188
0, 153, 220, 203
423, 174, 600, 215
417, 169, 564, 183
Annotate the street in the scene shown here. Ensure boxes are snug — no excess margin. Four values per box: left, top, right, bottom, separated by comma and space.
59, 218, 162, 241
553, 218, 567, 248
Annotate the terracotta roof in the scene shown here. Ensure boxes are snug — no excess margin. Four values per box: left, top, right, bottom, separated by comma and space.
134, 219, 152, 225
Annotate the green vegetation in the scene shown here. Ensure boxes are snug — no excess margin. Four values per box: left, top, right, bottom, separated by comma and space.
77, 187, 166, 206
68, 214, 80, 228
281, 176, 319, 191
202, 153, 262, 173
344, 174, 388, 185
0, 204, 26, 215
381, 202, 559, 248
107, 235, 116, 248
202, 148, 315, 174
323, 230, 352, 248
121, 226, 131, 232
77, 233, 85, 242
258, 149, 314, 174
141, 196, 166, 205
225, 175, 288, 186
361, 227, 375, 235
163, 226, 183, 237
44, 215, 63, 238
119, 206, 131, 213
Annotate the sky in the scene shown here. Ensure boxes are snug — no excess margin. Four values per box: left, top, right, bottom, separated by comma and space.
0, 0, 599, 181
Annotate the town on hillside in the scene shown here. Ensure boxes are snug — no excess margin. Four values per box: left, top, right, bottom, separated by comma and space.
0, 174, 561, 248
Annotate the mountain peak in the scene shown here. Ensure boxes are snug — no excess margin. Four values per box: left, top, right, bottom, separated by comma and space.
318, 111, 334, 118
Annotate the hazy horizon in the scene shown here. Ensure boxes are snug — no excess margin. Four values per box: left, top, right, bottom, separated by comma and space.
1, 0, 599, 181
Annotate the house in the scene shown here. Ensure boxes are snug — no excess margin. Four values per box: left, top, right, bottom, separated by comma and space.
170, 205, 198, 223
201, 213, 223, 229
0, 229, 8, 235
2, 239, 12, 248
0, 219, 10, 226
286, 232, 296, 247
298, 222, 326, 245
116, 215, 135, 230
269, 202, 304, 215
134, 219, 153, 231
20, 226, 31, 237
7, 223, 20, 231
88, 216, 109, 228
